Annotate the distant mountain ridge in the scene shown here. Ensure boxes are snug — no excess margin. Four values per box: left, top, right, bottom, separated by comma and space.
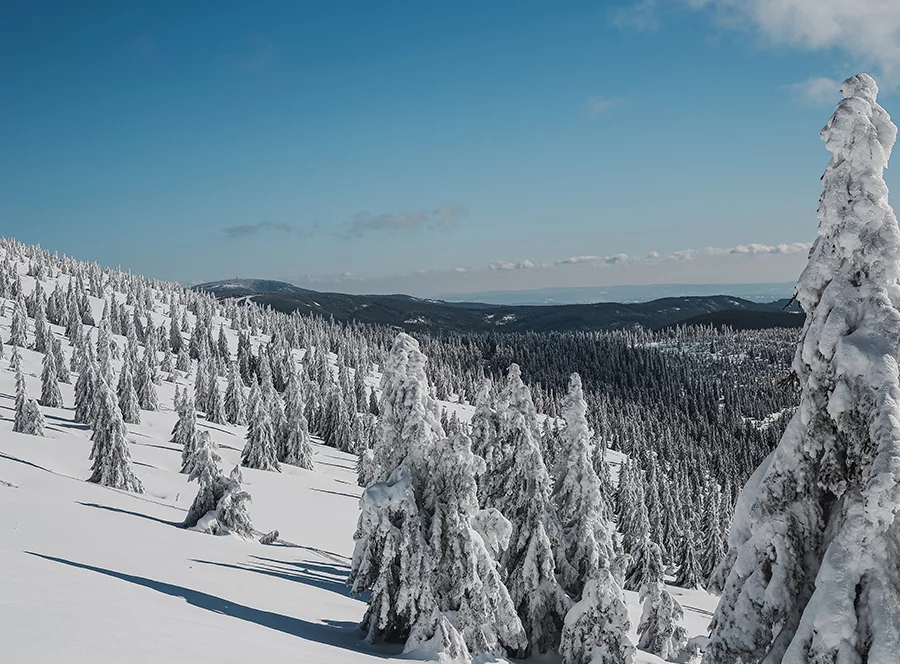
195, 279, 804, 333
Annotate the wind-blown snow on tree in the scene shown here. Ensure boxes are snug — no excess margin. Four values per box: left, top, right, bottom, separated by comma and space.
241, 383, 280, 472
706, 74, 900, 664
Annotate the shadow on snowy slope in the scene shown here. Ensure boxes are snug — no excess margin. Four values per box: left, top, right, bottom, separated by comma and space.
75, 501, 182, 527
191, 556, 351, 597
26, 553, 389, 658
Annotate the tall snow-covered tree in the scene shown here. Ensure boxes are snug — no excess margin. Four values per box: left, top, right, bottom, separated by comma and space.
39, 349, 63, 408
349, 333, 466, 658
280, 371, 314, 469
224, 362, 247, 425
88, 379, 143, 493
116, 354, 141, 425
424, 430, 528, 657
706, 74, 900, 664
494, 364, 570, 655
241, 383, 280, 472
74, 357, 98, 425
172, 394, 198, 473
553, 373, 615, 598
13, 359, 28, 433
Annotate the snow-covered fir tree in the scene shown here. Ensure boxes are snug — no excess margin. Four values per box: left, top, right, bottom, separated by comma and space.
559, 568, 635, 664
553, 372, 615, 598
638, 581, 688, 660
20, 399, 46, 436
706, 74, 900, 664
349, 333, 466, 658
424, 430, 528, 657
39, 349, 63, 408
172, 393, 198, 473
224, 362, 247, 425
280, 371, 314, 469
241, 382, 280, 472
493, 363, 570, 655
116, 353, 141, 425
88, 379, 143, 492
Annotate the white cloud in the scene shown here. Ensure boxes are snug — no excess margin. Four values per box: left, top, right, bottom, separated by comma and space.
490, 259, 536, 271
615, 0, 900, 81
610, 0, 662, 32
585, 96, 617, 116
558, 255, 600, 265
340, 204, 466, 239
785, 76, 842, 105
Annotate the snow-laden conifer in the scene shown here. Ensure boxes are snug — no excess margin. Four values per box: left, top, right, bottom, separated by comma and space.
638, 581, 688, 660
424, 430, 528, 656
88, 379, 143, 492
559, 568, 636, 664
224, 362, 247, 425
241, 383, 280, 472
116, 354, 141, 424
39, 349, 63, 408
553, 373, 615, 598
172, 394, 198, 473
494, 363, 570, 655
280, 371, 313, 469
706, 74, 900, 664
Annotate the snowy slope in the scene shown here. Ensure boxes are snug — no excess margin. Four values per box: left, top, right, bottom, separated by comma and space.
0, 258, 717, 664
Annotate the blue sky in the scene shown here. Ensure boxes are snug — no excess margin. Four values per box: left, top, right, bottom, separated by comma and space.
2, 1, 899, 296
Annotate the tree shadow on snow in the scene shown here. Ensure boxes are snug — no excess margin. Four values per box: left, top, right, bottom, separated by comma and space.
44, 413, 91, 432
191, 557, 351, 598
310, 487, 362, 500
26, 553, 389, 657
76, 501, 182, 527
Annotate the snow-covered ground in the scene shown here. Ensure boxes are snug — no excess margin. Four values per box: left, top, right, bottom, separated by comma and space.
0, 262, 718, 664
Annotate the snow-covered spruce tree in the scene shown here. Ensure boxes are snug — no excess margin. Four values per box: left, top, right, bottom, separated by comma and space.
625, 539, 664, 593
136, 354, 159, 412
20, 399, 46, 436
205, 377, 226, 424
424, 430, 528, 657
172, 394, 198, 473
280, 371, 314, 469
706, 74, 900, 664
699, 481, 727, 586
369, 332, 445, 483
553, 372, 615, 598
224, 362, 247, 425
638, 581, 688, 660
674, 520, 702, 589
559, 568, 636, 664
12, 360, 28, 433
88, 379, 143, 493
39, 349, 63, 408
74, 357, 98, 424
9, 299, 27, 347
494, 364, 570, 655
470, 378, 500, 505
349, 333, 466, 658
241, 385, 280, 472
116, 353, 141, 425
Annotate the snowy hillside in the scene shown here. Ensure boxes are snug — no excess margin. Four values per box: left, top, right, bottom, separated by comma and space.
0, 243, 718, 664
